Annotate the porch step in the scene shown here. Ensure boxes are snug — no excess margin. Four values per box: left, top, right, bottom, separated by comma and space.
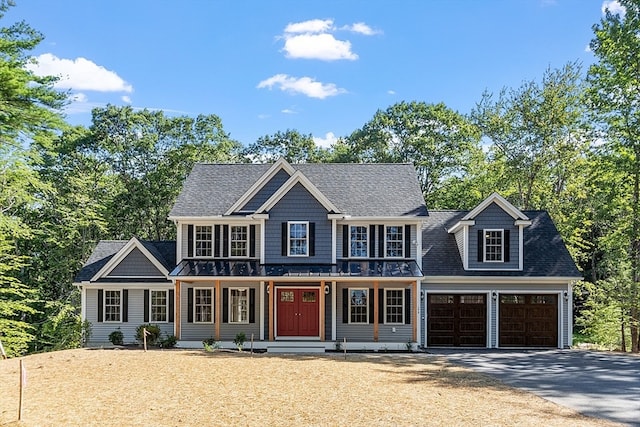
267, 342, 327, 354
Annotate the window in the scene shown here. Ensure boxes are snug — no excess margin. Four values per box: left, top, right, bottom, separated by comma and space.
385, 225, 404, 258
288, 222, 308, 256
230, 226, 248, 257
230, 288, 248, 323
194, 288, 213, 323
484, 229, 503, 262
104, 290, 121, 322
151, 290, 168, 322
349, 288, 368, 324
350, 226, 368, 257
195, 226, 212, 257
385, 289, 404, 324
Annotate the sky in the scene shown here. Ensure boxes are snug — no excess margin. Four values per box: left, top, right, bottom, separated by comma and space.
5, 0, 621, 148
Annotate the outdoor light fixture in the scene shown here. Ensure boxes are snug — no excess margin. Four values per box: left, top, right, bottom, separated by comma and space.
492, 291, 498, 300
324, 284, 330, 295
563, 290, 569, 301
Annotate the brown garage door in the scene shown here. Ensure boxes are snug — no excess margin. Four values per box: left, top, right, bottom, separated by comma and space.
499, 294, 558, 347
427, 294, 486, 347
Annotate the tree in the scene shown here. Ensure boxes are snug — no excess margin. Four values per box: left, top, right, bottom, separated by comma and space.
346, 101, 482, 206
587, 0, 640, 352
243, 129, 330, 163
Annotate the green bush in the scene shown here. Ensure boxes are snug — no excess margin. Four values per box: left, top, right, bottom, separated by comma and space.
233, 332, 246, 351
108, 329, 123, 345
161, 334, 178, 348
135, 324, 161, 346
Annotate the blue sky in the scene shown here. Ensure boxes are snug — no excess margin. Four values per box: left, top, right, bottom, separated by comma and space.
6, 0, 617, 147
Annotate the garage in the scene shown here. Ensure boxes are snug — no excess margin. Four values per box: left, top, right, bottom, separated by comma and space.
427, 294, 486, 347
499, 294, 558, 347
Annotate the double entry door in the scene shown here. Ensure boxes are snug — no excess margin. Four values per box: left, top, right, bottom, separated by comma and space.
276, 288, 320, 337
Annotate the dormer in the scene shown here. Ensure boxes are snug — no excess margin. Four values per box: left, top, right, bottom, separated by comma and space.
447, 193, 532, 271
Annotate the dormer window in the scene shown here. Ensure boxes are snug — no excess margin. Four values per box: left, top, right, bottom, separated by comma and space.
484, 229, 503, 262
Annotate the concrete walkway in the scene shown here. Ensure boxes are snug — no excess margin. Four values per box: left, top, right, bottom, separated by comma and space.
429, 349, 640, 426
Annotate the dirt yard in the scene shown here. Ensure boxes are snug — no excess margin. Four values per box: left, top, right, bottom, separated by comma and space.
0, 348, 620, 426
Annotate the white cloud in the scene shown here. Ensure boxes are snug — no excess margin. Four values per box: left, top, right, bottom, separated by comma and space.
387, 89, 396, 95
313, 132, 338, 148
342, 22, 380, 36
71, 92, 87, 103
283, 33, 358, 61
27, 53, 133, 93
602, 0, 625, 16
285, 19, 334, 34
281, 108, 297, 114
257, 74, 346, 99
258, 113, 270, 119
122, 95, 132, 104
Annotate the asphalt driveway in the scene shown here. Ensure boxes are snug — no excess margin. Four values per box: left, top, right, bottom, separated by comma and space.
428, 349, 640, 426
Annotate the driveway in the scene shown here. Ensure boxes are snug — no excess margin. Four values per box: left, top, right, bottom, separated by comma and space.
429, 349, 640, 426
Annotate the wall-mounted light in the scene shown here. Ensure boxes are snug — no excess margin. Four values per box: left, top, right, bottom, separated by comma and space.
324, 284, 330, 295
563, 290, 569, 301
492, 291, 498, 300
420, 290, 425, 301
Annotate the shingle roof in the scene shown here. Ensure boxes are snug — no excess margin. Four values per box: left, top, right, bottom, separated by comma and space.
422, 210, 582, 278
169, 163, 428, 218
74, 240, 176, 282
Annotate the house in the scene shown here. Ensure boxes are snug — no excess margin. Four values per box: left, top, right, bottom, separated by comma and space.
74, 159, 581, 350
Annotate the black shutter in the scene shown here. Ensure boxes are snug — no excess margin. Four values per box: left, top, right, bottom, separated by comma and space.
368, 288, 375, 324
405, 288, 411, 325
187, 225, 194, 257
378, 289, 384, 324
222, 288, 229, 323
249, 288, 256, 323
122, 290, 128, 323
168, 290, 175, 323
143, 290, 150, 322
378, 225, 384, 258
222, 225, 229, 257
214, 225, 221, 257
281, 222, 287, 256
477, 230, 484, 262
187, 288, 193, 323
504, 230, 510, 262
342, 288, 348, 323
309, 222, 315, 256
97, 289, 103, 322
249, 225, 256, 258
404, 225, 411, 258
343, 225, 349, 258
369, 225, 376, 258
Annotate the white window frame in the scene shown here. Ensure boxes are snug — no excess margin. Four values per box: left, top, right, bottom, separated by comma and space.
384, 289, 404, 325
194, 225, 213, 258
348, 288, 369, 324
103, 289, 122, 323
484, 229, 504, 262
288, 221, 309, 257
150, 289, 169, 323
229, 225, 249, 258
385, 225, 404, 258
229, 287, 249, 324
350, 225, 368, 258
194, 287, 214, 324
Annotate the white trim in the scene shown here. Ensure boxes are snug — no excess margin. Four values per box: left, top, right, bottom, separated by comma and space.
103, 289, 123, 323
423, 276, 582, 284
287, 221, 309, 257
273, 285, 322, 339
78, 282, 173, 289
225, 158, 296, 215
81, 285, 87, 323
193, 287, 214, 324
256, 170, 340, 214
176, 222, 183, 262
331, 281, 337, 341
90, 237, 170, 281
347, 287, 369, 324
483, 229, 504, 263
193, 225, 214, 258
462, 192, 529, 221
331, 219, 337, 263
384, 225, 404, 258
338, 216, 424, 223
518, 224, 525, 271
348, 225, 369, 258
462, 225, 469, 270
259, 281, 265, 340
228, 287, 250, 324
149, 289, 170, 323
447, 220, 475, 234
228, 224, 250, 258
383, 288, 404, 325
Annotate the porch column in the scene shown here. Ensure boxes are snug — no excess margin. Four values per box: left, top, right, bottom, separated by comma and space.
319, 281, 325, 341
215, 280, 221, 340
412, 281, 418, 343
174, 280, 181, 340
268, 281, 275, 341
373, 280, 379, 342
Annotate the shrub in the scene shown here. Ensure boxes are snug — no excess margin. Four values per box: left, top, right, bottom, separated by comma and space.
108, 329, 124, 346
161, 334, 178, 348
135, 324, 161, 346
202, 337, 219, 352
233, 332, 246, 351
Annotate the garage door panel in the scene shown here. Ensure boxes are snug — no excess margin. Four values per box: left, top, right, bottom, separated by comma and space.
499, 294, 557, 347
428, 294, 486, 347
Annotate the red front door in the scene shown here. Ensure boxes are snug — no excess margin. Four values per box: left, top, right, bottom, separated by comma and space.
277, 288, 320, 337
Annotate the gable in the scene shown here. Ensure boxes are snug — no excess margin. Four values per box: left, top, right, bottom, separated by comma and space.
240, 168, 291, 213
107, 247, 166, 277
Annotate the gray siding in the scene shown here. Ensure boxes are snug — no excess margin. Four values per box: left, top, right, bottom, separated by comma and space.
453, 229, 464, 260
264, 183, 332, 264
85, 288, 174, 345
179, 282, 261, 341
468, 203, 520, 269
242, 169, 291, 212
337, 224, 417, 259
108, 248, 164, 277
